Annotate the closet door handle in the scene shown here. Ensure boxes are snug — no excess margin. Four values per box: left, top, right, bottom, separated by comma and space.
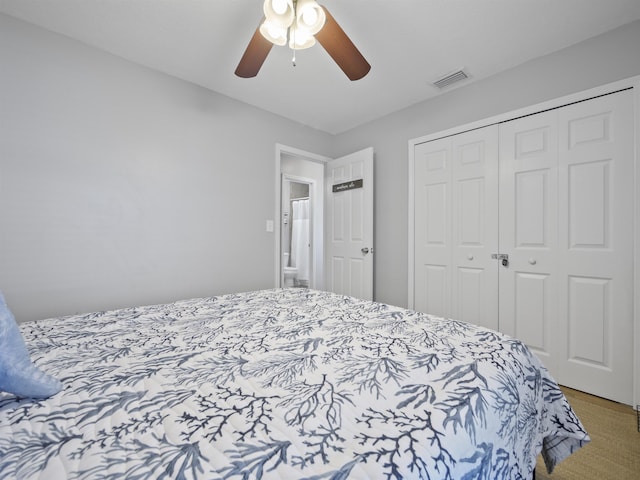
491, 253, 509, 265
361, 247, 370, 254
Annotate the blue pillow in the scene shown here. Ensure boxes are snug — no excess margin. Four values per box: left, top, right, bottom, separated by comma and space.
0, 291, 62, 398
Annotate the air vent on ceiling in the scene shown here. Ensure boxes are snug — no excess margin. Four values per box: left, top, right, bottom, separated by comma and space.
432, 69, 469, 89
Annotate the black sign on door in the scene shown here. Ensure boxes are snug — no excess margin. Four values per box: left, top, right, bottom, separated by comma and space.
332, 179, 363, 193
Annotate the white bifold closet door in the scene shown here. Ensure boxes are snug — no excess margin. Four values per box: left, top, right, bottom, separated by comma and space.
413, 88, 634, 404
414, 126, 499, 329
557, 92, 634, 404
500, 90, 634, 404
498, 109, 560, 372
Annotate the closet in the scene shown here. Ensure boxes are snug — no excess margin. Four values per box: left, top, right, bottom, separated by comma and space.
410, 87, 635, 405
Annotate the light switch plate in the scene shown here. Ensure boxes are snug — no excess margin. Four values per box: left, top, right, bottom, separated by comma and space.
266, 220, 274, 232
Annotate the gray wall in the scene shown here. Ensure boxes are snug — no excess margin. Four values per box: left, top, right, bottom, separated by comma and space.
2, 12, 640, 321
333, 20, 640, 308
0, 14, 333, 321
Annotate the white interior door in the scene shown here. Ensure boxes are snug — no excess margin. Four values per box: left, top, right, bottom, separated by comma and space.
413, 137, 453, 316
412, 87, 635, 405
325, 148, 374, 300
451, 127, 500, 329
413, 127, 499, 327
500, 90, 634, 404
499, 110, 560, 374
556, 90, 634, 404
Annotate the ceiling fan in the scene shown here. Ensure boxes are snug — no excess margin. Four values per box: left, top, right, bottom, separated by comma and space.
235, 0, 370, 81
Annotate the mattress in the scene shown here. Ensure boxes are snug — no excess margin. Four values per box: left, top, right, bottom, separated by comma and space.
0, 288, 589, 479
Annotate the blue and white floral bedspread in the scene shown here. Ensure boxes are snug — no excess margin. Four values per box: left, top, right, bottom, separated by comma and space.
0, 288, 589, 479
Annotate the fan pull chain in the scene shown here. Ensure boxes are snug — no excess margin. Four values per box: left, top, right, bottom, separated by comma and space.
291, 0, 297, 67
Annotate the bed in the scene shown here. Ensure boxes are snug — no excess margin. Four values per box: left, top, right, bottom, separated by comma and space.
0, 288, 589, 479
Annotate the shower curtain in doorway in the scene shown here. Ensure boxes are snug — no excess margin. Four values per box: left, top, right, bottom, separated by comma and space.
290, 198, 310, 286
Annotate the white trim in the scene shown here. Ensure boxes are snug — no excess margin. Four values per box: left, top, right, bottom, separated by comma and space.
274, 144, 330, 289
407, 76, 640, 407
634, 80, 640, 411
407, 143, 416, 309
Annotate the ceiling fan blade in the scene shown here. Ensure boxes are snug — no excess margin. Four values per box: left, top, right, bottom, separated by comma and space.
235, 21, 273, 78
315, 6, 370, 81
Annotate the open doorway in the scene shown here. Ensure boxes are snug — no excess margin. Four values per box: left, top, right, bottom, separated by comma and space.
275, 144, 329, 290
275, 144, 374, 297
281, 178, 312, 288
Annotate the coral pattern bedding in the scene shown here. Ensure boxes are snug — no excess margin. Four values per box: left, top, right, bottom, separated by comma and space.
0, 288, 588, 479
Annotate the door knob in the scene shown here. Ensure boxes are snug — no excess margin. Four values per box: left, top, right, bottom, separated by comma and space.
361, 247, 370, 254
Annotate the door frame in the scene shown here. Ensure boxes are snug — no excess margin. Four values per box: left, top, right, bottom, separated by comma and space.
274, 144, 331, 290
408, 75, 640, 408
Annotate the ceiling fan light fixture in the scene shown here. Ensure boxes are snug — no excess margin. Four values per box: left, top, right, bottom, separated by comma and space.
271, 0, 290, 15
295, 0, 326, 35
261, 0, 325, 48
259, 21, 288, 46
236, 1, 370, 80
288, 22, 316, 49
263, 0, 294, 29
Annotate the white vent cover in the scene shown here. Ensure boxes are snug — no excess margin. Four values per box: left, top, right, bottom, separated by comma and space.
432, 69, 469, 89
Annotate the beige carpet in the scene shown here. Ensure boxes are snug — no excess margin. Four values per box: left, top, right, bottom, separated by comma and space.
535, 387, 640, 480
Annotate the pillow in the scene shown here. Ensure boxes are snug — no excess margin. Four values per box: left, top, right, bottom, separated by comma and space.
0, 291, 62, 398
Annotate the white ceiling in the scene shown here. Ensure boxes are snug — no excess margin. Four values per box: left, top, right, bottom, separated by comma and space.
2, 0, 640, 134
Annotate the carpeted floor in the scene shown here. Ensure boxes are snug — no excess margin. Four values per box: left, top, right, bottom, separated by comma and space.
536, 387, 640, 480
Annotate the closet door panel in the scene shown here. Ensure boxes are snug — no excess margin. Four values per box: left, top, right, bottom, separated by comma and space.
514, 170, 549, 246
513, 272, 550, 351
557, 89, 634, 404
451, 126, 499, 329
499, 111, 559, 374
414, 137, 452, 317
412, 86, 636, 404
